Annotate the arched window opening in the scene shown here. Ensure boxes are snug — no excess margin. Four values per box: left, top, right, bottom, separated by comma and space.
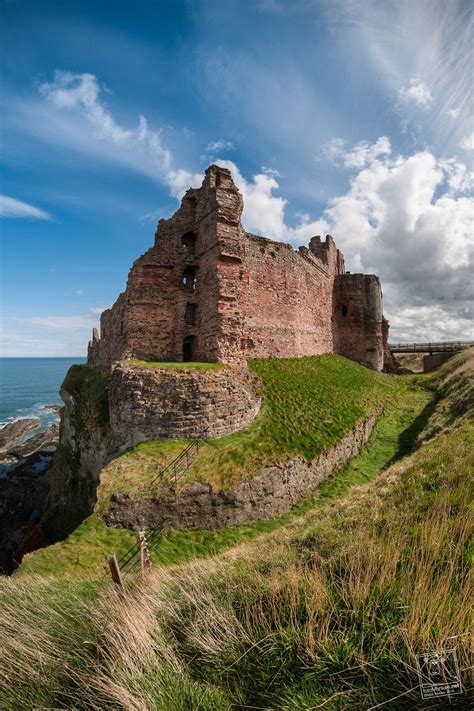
341, 304, 348, 317
185, 303, 197, 326
183, 335, 194, 361
215, 173, 221, 188
181, 267, 197, 291
182, 231, 196, 254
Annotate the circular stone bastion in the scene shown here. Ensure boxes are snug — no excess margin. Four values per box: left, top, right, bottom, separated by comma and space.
108, 362, 261, 449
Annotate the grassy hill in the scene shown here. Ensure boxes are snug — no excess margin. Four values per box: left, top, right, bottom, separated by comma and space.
1, 352, 472, 709
19, 355, 430, 578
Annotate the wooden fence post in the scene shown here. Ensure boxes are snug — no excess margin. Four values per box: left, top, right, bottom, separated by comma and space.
107, 553, 125, 595
139, 530, 151, 579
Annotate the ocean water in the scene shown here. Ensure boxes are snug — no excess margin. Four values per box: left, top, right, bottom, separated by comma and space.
0, 358, 86, 431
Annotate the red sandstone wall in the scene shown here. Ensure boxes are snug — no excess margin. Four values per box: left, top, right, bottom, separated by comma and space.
88, 164, 387, 372
236, 236, 336, 359
334, 273, 384, 370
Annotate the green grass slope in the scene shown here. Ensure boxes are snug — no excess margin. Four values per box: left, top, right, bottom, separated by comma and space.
18, 355, 431, 578
103, 354, 416, 497
1, 352, 472, 709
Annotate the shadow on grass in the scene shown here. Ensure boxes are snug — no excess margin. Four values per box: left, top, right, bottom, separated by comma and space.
391, 393, 440, 462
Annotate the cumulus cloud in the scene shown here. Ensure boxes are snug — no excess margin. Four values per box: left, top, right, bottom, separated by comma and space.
459, 132, 474, 151
0, 195, 51, 220
206, 139, 234, 153
398, 78, 433, 107
322, 136, 392, 168
37, 71, 202, 199
218, 140, 473, 342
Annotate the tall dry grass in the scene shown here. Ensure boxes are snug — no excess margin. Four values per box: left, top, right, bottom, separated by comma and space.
1, 357, 472, 710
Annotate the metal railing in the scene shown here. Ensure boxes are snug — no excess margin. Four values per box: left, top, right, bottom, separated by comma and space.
389, 341, 472, 354
115, 524, 167, 577
145, 428, 209, 492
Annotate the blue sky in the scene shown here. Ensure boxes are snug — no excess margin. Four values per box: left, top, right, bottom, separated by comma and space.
1, 0, 473, 355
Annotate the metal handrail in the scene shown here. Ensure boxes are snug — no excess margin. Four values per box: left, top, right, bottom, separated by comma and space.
146, 428, 209, 491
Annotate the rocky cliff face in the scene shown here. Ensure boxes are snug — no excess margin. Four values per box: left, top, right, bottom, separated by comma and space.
41, 361, 261, 540
41, 366, 113, 541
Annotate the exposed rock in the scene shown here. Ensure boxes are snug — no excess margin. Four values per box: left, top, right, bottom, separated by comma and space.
7, 422, 60, 459
44, 404, 63, 414
0, 418, 40, 453
103, 412, 379, 530
0, 451, 52, 574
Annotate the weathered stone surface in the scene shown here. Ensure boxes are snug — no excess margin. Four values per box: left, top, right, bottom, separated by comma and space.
40, 387, 113, 541
5, 422, 59, 460
423, 352, 454, 372
108, 364, 261, 446
103, 412, 378, 530
88, 164, 388, 372
0, 418, 40, 453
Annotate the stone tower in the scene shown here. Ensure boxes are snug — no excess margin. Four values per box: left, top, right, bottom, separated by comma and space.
89, 165, 388, 371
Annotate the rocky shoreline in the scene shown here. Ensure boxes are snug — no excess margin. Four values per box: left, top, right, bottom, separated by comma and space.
0, 410, 61, 574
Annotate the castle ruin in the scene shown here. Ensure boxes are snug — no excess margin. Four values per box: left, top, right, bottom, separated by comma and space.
88, 165, 389, 371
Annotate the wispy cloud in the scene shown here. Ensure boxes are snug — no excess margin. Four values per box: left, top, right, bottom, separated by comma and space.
398, 78, 433, 107
459, 132, 474, 151
322, 136, 392, 168
12, 71, 202, 200
0, 307, 107, 357
324, 1, 473, 149
0, 194, 51, 220
206, 139, 234, 153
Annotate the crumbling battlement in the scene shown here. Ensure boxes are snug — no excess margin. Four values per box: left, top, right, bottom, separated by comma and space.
88, 165, 388, 371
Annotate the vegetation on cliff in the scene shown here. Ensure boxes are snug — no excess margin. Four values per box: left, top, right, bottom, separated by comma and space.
62, 364, 109, 434
1, 352, 472, 709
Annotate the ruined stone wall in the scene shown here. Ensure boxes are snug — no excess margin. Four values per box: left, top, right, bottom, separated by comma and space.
423, 352, 454, 372
334, 273, 385, 371
108, 364, 261, 447
234, 235, 342, 359
88, 164, 387, 372
104, 411, 379, 530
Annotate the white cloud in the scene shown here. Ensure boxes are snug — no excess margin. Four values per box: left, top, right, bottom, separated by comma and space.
206, 139, 234, 153
459, 132, 474, 151
322, 136, 392, 169
446, 108, 460, 120
0, 195, 51, 220
29, 71, 203, 200
218, 139, 473, 342
398, 78, 433, 107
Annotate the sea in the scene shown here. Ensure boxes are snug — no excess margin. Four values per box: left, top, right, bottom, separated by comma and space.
0, 357, 87, 432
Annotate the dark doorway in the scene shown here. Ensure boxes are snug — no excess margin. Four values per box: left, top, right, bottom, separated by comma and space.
182, 231, 196, 254
183, 335, 194, 361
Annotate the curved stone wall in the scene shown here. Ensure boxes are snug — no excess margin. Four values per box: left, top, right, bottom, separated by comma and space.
108, 363, 261, 449
104, 411, 379, 530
